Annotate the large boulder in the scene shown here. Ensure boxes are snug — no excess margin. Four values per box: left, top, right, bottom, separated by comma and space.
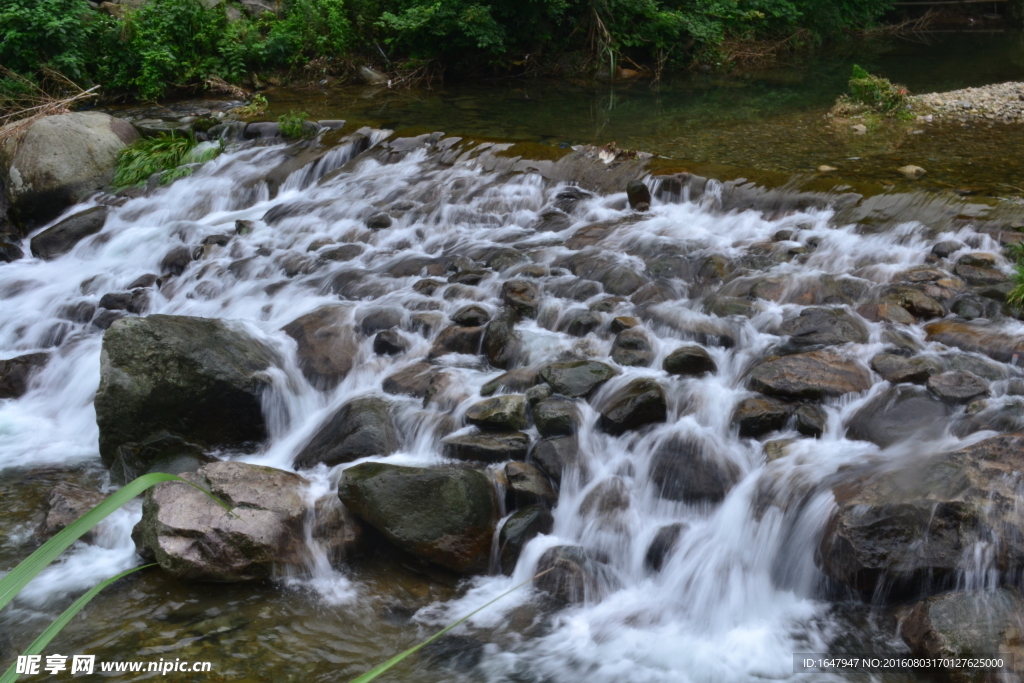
281, 305, 357, 390
845, 385, 951, 447
133, 461, 357, 581
1, 113, 139, 226
924, 321, 1024, 364
30, 206, 108, 260
338, 463, 499, 574
649, 437, 741, 504
747, 350, 871, 400
293, 396, 398, 469
818, 432, 1024, 598
597, 378, 667, 435
539, 360, 617, 398
95, 316, 280, 481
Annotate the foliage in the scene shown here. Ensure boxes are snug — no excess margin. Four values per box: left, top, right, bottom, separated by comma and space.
113, 133, 220, 188
848, 63, 909, 113
0, 0, 97, 83
233, 93, 269, 118
278, 110, 314, 138
1006, 242, 1024, 311
0, 473, 236, 683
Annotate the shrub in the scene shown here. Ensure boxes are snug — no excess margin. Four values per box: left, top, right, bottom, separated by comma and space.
848, 64, 909, 113
278, 110, 314, 138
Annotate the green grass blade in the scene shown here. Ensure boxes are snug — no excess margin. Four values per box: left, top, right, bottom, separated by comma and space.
347, 569, 551, 683
0, 564, 155, 683
0, 472, 234, 615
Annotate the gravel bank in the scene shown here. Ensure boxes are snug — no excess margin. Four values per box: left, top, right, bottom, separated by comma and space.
915, 81, 1024, 124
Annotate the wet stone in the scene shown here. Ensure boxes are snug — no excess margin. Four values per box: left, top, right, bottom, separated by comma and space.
927, 370, 989, 403
0, 352, 49, 399
501, 280, 540, 318
597, 378, 667, 435
480, 368, 538, 397
870, 353, 942, 384
442, 431, 530, 463
644, 523, 687, 573
663, 345, 716, 377
499, 504, 554, 575
794, 403, 827, 438
533, 396, 580, 437
451, 304, 490, 327
732, 396, 793, 438
560, 309, 602, 337
529, 435, 578, 485
504, 461, 557, 509
465, 395, 528, 431
610, 327, 654, 367
610, 316, 639, 333
373, 329, 407, 356
650, 437, 740, 504
539, 360, 617, 398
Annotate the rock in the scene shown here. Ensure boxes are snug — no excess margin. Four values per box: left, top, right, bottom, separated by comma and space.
529, 436, 578, 485
880, 286, 945, 320
442, 431, 530, 463
0, 238, 23, 263
559, 309, 602, 337
896, 590, 1024, 670
763, 438, 796, 462
451, 304, 490, 327
644, 522, 687, 573
355, 65, 388, 85
525, 383, 552, 405
539, 360, 617, 398
428, 325, 484, 358
869, 353, 942, 384
29, 205, 108, 260
1, 113, 139, 225
360, 307, 403, 335
504, 461, 557, 509
37, 483, 106, 540
924, 321, 1024, 364
851, 124, 867, 135
927, 370, 989, 403
898, 165, 926, 179
732, 396, 793, 438
319, 244, 364, 262
91, 310, 124, 330
663, 345, 717, 376
954, 264, 1007, 287
133, 461, 355, 581
747, 350, 872, 400
650, 437, 740, 504
597, 378, 667, 435
111, 430, 218, 484
382, 362, 438, 398
610, 316, 639, 333
365, 212, 392, 230
339, 463, 498, 574
817, 165, 837, 173
465, 395, 528, 431
705, 295, 759, 318
95, 316, 278, 480
482, 308, 521, 369
499, 505, 554, 575
293, 396, 398, 469
610, 327, 654, 367
531, 209, 572, 233
282, 305, 358, 390
501, 280, 540, 318
777, 307, 868, 347
480, 368, 538, 397
931, 240, 965, 259
818, 432, 1024, 597
373, 329, 408, 355
534, 545, 609, 604
845, 384, 951, 448
856, 303, 916, 325
0, 352, 48, 398
626, 180, 651, 211
160, 245, 195, 276
533, 396, 580, 437
98, 289, 149, 314
794, 403, 826, 437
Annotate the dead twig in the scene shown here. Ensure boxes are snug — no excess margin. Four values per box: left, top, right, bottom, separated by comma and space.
0, 67, 100, 143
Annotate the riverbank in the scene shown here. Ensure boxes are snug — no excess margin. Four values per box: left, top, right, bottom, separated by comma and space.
914, 80, 1024, 124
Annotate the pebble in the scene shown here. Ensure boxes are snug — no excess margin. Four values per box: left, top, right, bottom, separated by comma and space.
818, 165, 837, 173
914, 82, 1024, 124
898, 165, 926, 179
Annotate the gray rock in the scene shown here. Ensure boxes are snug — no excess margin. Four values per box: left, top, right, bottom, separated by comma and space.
480, 368, 538, 397
663, 345, 717, 376
95, 316, 278, 481
360, 307, 403, 335
465, 395, 528, 431
931, 240, 965, 259
747, 350, 872, 400
927, 370, 989, 403
644, 522, 687, 573
870, 353, 942, 384
442, 431, 530, 463
282, 305, 357, 390
134, 461, 356, 581
499, 505, 554, 575
373, 329, 407, 356
610, 327, 654, 367
365, 212, 392, 230
504, 461, 557, 509
30, 206, 108, 259
529, 436, 579, 485
534, 545, 611, 604
382, 361, 438, 398
0, 238, 23, 263
0, 352, 48, 398
539, 360, 617, 398
339, 462, 498, 574
37, 482, 106, 540
293, 396, 398, 469
526, 383, 552, 404
110, 431, 217, 484
626, 179, 651, 211
778, 307, 869, 347
482, 308, 522, 369
1, 113, 138, 225
597, 378, 666, 435
559, 309, 602, 337
429, 324, 484, 358
794, 403, 827, 437
846, 384, 951, 447
533, 396, 580, 437
501, 280, 540, 318
650, 437, 740, 504
451, 304, 490, 327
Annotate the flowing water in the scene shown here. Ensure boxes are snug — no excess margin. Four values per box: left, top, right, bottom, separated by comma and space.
3, 72, 1024, 681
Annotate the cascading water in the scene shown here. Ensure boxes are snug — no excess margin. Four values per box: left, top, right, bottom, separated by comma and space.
2, 124, 1023, 683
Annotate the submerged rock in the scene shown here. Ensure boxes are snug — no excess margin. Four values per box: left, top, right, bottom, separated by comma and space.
282, 305, 357, 389
732, 395, 793, 437
818, 432, 1024, 598
504, 461, 557, 509
869, 353, 942, 384
925, 320, 1024, 365
534, 545, 612, 604
650, 437, 740, 504
339, 463, 498, 574
482, 308, 522, 369
747, 350, 871, 400
529, 435, 579, 485
597, 378, 666, 435
134, 462, 356, 581
927, 370, 989, 404
644, 522, 687, 573
480, 368, 538, 396
845, 384, 951, 447
539, 360, 617, 398
37, 482, 106, 540
30, 206, 109, 260
293, 396, 398, 469
499, 505, 554, 575
0, 351, 48, 399
610, 327, 654, 367
533, 396, 580, 437
95, 315, 279, 481
777, 307, 868, 347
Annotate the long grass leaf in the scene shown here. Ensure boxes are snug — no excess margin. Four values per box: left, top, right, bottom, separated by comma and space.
347, 569, 551, 683
0, 564, 155, 683
0, 472, 234, 615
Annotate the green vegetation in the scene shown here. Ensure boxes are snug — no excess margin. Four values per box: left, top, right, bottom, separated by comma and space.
848, 63, 909, 113
232, 93, 268, 118
113, 133, 221, 188
0, 473, 237, 683
279, 110, 314, 138
1, 0, 897, 101
1006, 242, 1024, 310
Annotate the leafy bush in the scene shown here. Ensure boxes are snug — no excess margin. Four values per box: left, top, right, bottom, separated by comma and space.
0, 0, 98, 83
848, 63, 909, 113
278, 110, 314, 138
